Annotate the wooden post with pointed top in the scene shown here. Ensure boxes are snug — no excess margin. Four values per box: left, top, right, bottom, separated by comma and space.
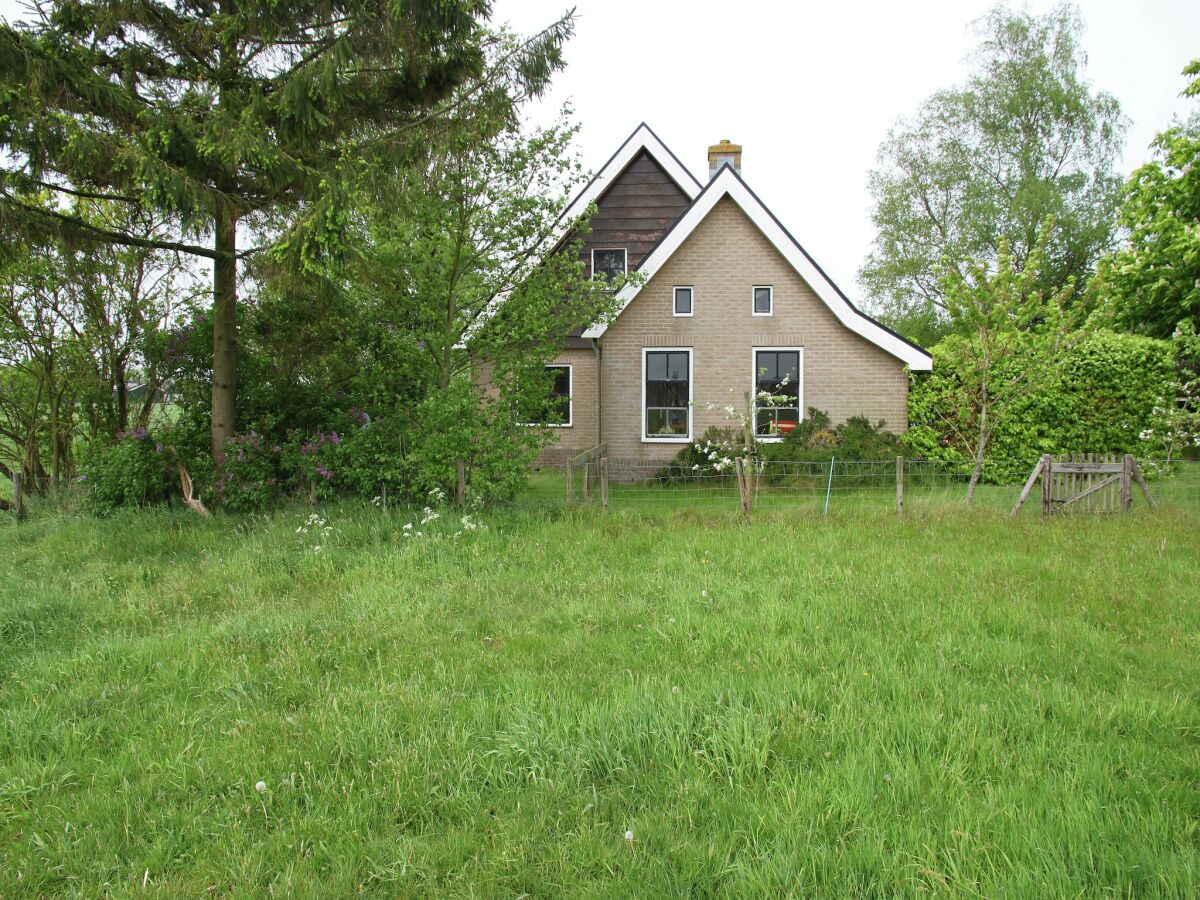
896, 456, 904, 513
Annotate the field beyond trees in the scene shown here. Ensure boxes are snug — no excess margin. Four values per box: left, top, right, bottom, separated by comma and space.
2, 501, 1198, 895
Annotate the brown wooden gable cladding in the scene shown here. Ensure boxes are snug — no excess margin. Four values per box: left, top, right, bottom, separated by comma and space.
578, 149, 693, 276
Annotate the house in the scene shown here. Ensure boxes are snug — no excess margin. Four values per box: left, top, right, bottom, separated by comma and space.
530, 123, 932, 466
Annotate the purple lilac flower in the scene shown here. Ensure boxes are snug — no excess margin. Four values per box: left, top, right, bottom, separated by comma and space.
316, 463, 332, 480
330, 431, 340, 446
155, 442, 163, 453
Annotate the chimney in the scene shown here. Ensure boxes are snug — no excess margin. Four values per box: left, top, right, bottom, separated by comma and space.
707, 139, 742, 179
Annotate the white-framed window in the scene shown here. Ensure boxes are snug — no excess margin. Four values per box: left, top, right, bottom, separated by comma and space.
519, 364, 572, 427
752, 285, 774, 316
642, 347, 692, 442
752, 348, 803, 440
591, 248, 627, 283
673, 286, 693, 317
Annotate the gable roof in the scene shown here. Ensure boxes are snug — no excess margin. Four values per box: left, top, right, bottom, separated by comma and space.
581, 162, 933, 371
547, 122, 703, 256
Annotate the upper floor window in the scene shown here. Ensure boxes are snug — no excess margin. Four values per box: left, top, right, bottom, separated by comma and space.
592, 248, 627, 282
753, 285, 773, 316
673, 286, 693, 316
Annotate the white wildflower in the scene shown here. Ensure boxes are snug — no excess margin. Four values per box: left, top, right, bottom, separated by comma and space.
255, 781, 266, 793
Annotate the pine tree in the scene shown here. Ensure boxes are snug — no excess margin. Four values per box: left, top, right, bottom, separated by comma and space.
0, 0, 572, 456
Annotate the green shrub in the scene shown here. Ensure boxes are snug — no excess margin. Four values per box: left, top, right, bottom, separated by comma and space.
659, 411, 903, 481
213, 430, 286, 511
759, 409, 901, 463
83, 428, 175, 513
907, 329, 1176, 483
333, 414, 408, 500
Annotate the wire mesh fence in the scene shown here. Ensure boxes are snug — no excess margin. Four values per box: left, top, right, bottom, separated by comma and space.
545, 456, 1200, 517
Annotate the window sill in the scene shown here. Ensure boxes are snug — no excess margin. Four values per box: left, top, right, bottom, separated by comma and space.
642, 435, 692, 443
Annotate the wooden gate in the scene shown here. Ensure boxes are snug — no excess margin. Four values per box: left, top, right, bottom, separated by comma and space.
1011, 453, 1156, 517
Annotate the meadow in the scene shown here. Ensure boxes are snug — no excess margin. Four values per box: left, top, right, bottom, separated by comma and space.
1, 488, 1198, 896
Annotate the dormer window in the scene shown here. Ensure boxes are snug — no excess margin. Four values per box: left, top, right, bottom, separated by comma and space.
592, 248, 627, 282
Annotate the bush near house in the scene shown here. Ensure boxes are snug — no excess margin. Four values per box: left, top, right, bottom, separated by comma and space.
659, 411, 902, 482
907, 330, 1175, 483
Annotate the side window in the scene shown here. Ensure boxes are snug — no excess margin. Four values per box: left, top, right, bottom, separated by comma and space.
519, 365, 572, 426
673, 286, 693, 316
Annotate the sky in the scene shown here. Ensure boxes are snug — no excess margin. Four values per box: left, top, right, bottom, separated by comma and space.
489, 0, 1199, 305
2, 0, 1196, 307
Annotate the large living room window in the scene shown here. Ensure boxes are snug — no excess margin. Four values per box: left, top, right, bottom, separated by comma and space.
643, 348, 691, 441
753, 348, 802, 439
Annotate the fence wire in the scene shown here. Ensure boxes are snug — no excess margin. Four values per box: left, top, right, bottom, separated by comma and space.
550, 457, 1200, 516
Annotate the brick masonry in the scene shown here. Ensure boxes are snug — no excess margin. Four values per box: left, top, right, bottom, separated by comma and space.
588, 196, 910, 465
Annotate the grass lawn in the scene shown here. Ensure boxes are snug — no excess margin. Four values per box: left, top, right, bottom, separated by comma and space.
1, 498, 1198, 895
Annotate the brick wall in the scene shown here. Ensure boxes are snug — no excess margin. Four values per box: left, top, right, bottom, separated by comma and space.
597, 196, 910, 465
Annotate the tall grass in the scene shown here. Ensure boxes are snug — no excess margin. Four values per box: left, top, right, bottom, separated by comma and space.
1, 499, 1198, 895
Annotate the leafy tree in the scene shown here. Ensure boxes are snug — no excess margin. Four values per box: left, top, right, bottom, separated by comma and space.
0, 202, 195, 488
861, 4, 1125, 336
341, 113, 623, 501
932, 226, 1081, 503
0, 1, 572, 457
1098, 60, 1200, 339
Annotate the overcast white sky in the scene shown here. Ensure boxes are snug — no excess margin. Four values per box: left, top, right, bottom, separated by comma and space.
491, 0, 1199, 304
3, 0, 1197, 306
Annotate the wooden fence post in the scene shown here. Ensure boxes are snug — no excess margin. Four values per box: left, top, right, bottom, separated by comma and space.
1011, 456, 1044, 517
600, 457, 609, 510
455, 457, 466, 507
735, 457, 751, 514
1040, 453, 1053, 517
1120, 454, 1133, 511
565, 462, 574, 504
1130, 458, 1156, 509
895, 456, 904, 513
582, 458, 590, 503
13, 473, 25, 521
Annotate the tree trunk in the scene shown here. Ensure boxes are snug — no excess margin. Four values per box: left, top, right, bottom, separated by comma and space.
211, 207, 238, 460
115, 358, 128, 432
966, 393, 989, 506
